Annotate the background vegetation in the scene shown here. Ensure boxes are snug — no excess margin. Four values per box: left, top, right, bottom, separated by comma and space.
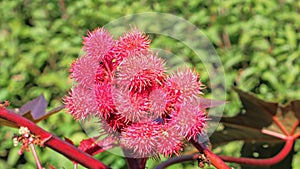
0, 0, 299, 168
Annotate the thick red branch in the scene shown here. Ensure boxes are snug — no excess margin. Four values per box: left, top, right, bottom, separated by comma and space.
219, 136, 294, 166
122, 149, 148, 169
190, 138, 231, 169
0, 108, 110, 169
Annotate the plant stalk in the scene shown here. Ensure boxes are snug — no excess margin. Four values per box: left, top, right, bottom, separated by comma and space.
0, 108, 110, 169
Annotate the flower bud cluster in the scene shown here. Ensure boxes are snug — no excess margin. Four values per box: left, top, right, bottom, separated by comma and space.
13, 127, 42, 155
65, 27, 207, 157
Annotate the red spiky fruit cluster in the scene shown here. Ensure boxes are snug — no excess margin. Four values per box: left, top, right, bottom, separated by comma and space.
65, 27, 207, 158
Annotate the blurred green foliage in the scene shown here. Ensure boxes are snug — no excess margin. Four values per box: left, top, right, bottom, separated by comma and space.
1, 0, 300, 168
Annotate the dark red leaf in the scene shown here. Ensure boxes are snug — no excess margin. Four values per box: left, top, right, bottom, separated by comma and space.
209, 88, 300, 168
64, 137, 75, 146
78, 138, 104, 155
210, 88, 300, 146
240, 142, 294, 169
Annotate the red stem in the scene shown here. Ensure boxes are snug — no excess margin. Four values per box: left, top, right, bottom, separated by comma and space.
219, 136, 294, 166
190, 138, 231, 169
291, 119, 299, 135
122, 149, 148, 169
30, 144, 43, 169
0, 108, 110, 169
261, 129, 287, 140
293, 132, 300, 140
103, 60, 113, 80
154, 154, 200, 169
272, 116, 289, 136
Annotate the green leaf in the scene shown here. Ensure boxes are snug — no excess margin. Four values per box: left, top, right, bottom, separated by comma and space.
285, 24, 297, 49
7, 147, 20, 167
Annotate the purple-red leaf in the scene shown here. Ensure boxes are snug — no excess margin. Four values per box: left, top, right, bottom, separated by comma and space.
20, 94, 48, 120
0, 95, 64, 128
